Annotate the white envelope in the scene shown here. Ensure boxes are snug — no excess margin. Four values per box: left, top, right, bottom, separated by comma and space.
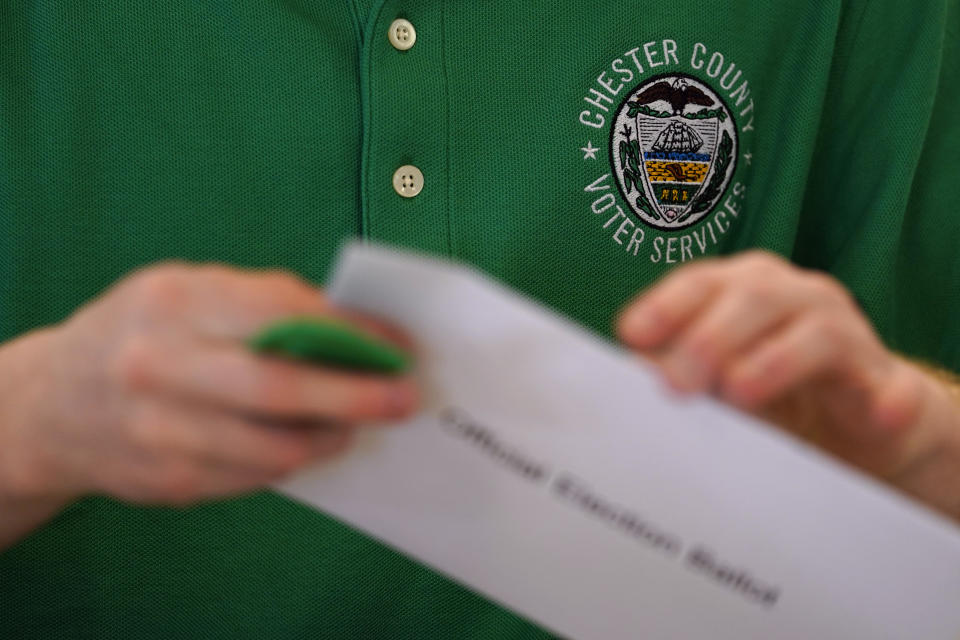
278, 243, 960, 640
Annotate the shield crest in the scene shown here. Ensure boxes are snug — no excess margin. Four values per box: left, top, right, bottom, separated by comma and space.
611, 73, 738, 231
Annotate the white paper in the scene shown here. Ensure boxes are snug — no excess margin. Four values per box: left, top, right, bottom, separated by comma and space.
278, 243, 960, 640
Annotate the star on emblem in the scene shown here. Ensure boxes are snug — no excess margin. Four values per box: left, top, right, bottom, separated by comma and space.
581, 141, 599, 160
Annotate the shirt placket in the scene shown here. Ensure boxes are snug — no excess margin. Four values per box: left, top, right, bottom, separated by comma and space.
359, 0, 450, 255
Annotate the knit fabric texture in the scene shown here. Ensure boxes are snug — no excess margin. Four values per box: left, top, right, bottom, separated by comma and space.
1, 1, 958, 638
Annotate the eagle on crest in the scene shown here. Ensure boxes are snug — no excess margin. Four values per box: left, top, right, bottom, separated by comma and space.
634, 78, 714, 116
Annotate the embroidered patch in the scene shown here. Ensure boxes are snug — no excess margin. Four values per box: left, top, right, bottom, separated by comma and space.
577, 41, 756, 264
610, 73, 738, 231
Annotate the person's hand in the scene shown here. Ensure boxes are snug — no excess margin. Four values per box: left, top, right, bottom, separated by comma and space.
616, 251, 950, 480
0, 263, 418, 507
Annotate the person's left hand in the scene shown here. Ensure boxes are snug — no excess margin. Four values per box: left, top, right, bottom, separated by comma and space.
616, 250, 943, 479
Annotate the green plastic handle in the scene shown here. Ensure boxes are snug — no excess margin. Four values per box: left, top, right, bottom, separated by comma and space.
247, 316, 410, 375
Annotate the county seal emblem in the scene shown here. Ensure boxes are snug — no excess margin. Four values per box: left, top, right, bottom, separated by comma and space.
610, 73, 738, 231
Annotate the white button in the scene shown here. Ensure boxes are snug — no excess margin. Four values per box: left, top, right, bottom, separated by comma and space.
393, 165, 424, 198
388, 19, 416, 51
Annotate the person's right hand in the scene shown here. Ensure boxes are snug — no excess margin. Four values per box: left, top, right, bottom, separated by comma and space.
0, 263, 419, 507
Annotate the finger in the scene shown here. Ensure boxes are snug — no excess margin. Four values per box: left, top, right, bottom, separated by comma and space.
720, 317, 848, 410
320, 307, 417, 352
617, 261, 724, 350
127, 264, 416, 352
868, 359, 925, 435
126, 265, 330, 338
190, 268, 416, 350
175, 431, 352, 502
190, 268, 333, 338
127, 400, 354, 474
115, 339, 420, 421
115, 460, 298, 506
108, 461, 275, 506
660, 285, 812, 393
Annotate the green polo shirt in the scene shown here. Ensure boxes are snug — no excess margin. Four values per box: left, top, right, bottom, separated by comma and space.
1, 1, 958, 638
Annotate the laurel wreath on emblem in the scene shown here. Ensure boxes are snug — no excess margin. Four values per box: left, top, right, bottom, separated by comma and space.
618, 137, 660, 220
627, 103, 728, 123
684, 130, 734, 221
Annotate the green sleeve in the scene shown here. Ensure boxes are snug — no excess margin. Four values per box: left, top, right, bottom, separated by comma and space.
793, 0, 960, 371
